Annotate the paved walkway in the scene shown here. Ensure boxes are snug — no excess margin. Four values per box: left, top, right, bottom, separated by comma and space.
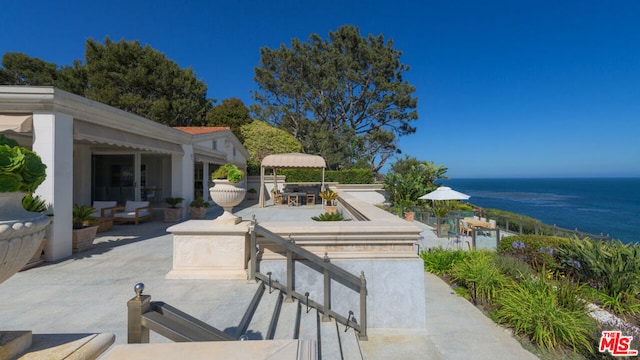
0, 201, 537, 359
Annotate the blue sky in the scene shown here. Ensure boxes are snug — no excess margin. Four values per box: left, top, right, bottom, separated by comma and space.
2, 0, 639, 178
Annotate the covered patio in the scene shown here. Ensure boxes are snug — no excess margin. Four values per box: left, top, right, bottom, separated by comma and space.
0, 86, 247, 261
258, 153, 326, 207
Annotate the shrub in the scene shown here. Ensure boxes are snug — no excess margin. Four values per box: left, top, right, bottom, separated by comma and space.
311, 212, 344, 221
483, 208, 541, 233
498, 235, 569, 273
557, 237, 640, 299
450, 250, 507, 305
420, 248, 467, 275
280, 168, 373, 184
494, 275, 594, 353
211, 163, 245, 183
494, 254, 532, 281
597, 291, 640, 317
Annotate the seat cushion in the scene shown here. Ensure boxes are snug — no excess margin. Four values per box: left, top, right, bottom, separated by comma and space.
124, 201, 149, 212
114, 210, 149, 219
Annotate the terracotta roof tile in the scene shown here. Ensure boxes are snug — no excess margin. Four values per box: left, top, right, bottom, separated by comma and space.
173, 126, 230, 135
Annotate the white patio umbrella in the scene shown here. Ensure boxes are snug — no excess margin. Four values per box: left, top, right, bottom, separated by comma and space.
419, 186, 470, 201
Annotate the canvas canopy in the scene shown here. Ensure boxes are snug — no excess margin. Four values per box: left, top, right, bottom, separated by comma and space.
259, 153, 327, 207
0, 114, 33, 133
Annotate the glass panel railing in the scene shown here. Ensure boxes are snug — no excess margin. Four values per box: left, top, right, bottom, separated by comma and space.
472, 228, 500, 250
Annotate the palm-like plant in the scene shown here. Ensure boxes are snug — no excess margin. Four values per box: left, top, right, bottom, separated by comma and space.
311, 212, 344, 221
319, 189, 338, 206
73, 204, 96, 229
164, 197, 184, 208
558, 237, 640, 298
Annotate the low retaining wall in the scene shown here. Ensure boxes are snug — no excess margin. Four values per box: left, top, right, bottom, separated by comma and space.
167, 187, 426, 330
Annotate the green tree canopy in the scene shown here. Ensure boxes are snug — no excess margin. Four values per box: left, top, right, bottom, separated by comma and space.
0, 52, 87, 94
384, 156, 449, 206
1, 39, 212, 127
239, 120, 302, 174
206, 97, 253, 141
84, 37, 212, 126
252, 25, 418, 173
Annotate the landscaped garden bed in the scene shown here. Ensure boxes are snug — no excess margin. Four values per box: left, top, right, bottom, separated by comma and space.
420, 235, 640, 359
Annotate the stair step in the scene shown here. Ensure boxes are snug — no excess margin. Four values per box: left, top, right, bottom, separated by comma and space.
319, 318, 342, 360
338, 322, 363, 360
297, 304, 319, 342
235, 282, 265, 339
273, 296, 299, 340
243, 285, 282, 340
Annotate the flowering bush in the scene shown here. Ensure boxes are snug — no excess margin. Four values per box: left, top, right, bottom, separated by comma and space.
0, 134, 46, 193
498, 235, 568, 272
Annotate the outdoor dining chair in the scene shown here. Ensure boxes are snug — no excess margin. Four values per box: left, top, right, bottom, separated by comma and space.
288, 194, 299, 206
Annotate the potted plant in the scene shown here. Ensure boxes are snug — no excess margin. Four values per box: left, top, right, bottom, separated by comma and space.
319, 189, 339, 214
247, 188, 257, 200
209, 163, 246, 224
164, 197, 184, 222
0, 134, 50, 283
430, 200, 452, 237
189, 197, 210, 219
72, 204, 98, 253
400, 196, 416, 222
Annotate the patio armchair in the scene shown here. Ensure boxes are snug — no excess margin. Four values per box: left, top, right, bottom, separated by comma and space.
459, 220, 472, 236
113, 201, 152, 225
273, 191, 283, 205
306, 193, 315, 205
91, 201, 118, 218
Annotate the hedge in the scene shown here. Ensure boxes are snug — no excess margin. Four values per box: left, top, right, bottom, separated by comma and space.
280, 168, 373, 184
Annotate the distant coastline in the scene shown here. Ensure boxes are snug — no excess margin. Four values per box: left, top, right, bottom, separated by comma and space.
444, 177, 639, 243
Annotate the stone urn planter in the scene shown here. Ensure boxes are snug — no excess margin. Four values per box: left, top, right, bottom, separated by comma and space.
0, 192, 50, 284
209, 180, 246, 224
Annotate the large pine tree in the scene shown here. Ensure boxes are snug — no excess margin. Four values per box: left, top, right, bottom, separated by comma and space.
84, 37, 211, 126
252, 25, 418, 173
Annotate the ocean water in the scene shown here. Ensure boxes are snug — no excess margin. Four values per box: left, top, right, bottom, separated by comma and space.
444, 178, 640, 243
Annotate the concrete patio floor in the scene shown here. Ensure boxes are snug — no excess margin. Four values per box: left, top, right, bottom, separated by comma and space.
0, 200, 538, 359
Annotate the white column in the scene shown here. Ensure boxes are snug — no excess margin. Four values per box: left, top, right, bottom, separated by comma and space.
33, 112, 74, 261
202, 162, 209, 201
171, 145, 194, 217
134, 153, 141, 201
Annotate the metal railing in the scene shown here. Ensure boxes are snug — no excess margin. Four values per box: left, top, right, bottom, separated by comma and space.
127, 283, 234, 343
248, 217, 368, 340
413, 208, 611, 241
